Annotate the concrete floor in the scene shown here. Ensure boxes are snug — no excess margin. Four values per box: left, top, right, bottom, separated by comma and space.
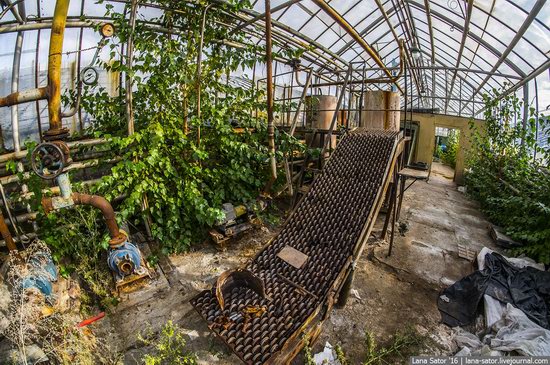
96, 162, 498, 364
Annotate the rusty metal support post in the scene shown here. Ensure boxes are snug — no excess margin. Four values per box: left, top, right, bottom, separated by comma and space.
11, 31, 24, 152
126, 0, 138, 135
289, 69, 312, 136
265, 0, 277, 187
196, 3, 213, 147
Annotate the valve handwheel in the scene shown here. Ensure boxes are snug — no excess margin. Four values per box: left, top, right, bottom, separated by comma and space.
31, 142, 68, 179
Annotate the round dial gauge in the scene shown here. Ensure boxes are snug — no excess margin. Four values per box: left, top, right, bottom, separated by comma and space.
81, 66, 99, 85
100, 23, 115, 38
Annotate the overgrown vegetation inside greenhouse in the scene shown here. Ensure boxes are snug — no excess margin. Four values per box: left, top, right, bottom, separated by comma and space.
0, 0, 548, 363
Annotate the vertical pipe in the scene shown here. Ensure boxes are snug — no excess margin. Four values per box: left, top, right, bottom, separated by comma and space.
126, 0, 138, 135
196, 4, 213, 147
46, 0, 70, 137
521, 83, 529, 148
459, 80, 462, 116
11, 31, 24, 152
35, 31, 44, 141
78, 0, 85, 131
265, 0, 277, 183
358, 66, 366, 127
534, 77, 539, 160
431, 68, 435, 111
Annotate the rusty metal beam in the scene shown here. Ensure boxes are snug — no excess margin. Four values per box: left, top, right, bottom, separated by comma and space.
310, 0, 403, 94
423, 0, 435, 65
0, 87, 48, 107
444, 0, 473, 114
265, 0, 277, 186
230, 0, 301, 34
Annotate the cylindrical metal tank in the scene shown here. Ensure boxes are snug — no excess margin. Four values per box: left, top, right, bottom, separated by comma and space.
305, 95, 337, 149
360, 91, 401, 131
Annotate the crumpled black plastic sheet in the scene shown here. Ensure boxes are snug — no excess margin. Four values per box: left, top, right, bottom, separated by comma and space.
438, 252, 550, 329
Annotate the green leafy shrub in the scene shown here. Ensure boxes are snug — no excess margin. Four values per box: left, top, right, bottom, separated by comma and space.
440, 129, 459, 168
79, 0, 304, 253
466, 85, 550, 264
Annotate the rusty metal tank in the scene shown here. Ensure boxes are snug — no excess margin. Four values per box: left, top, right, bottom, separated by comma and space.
305, 95, 338, 150
360, 91, 401, 131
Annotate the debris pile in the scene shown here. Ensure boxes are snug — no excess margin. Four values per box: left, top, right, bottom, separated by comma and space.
438, 247, 550, 356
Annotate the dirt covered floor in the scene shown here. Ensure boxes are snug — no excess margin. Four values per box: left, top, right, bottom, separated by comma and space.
94, 162, 498, 364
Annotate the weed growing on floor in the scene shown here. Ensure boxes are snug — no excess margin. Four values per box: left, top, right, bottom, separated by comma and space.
303, 336, 316, 365
138, 321, 197, 365
302, 326, 433, 365
361, 326, 430, 364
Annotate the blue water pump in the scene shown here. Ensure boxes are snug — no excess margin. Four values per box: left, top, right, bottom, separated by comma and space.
21, 249, 58, 299
107, 240, 144, 280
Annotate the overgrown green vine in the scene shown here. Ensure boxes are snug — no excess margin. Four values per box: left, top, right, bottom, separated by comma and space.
78, 0, 305, 252
466, 84, 550, 264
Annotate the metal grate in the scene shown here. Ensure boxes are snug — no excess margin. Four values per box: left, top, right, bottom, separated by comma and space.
192, 129, 400, 364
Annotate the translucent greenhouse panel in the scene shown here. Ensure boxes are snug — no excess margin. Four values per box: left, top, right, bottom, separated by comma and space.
469, 25, 507, 55
469, 47, 499, 72
67, 0, 83, 17
428, 0, 468, 27
330, 0, 361, 16
522, 24, 550, 60
22, 0, 38, 18
485, 17, 517, 46
84, 0, 123, 18
0, 32, 17, 72
315, 29, 346, 50
507, 41, 541, 72
277, 5, 311, 30
536, 1, 550, 28
470, 2, 490, 28
352, 10, 385, 38
491, 1, 528, 32
296, 16, 327, 42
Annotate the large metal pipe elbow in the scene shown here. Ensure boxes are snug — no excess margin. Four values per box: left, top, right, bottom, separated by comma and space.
71, 192, 125, 246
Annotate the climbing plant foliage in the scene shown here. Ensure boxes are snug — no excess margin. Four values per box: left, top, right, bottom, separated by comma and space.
79, 0, 304, 252
466, 85, 550, 264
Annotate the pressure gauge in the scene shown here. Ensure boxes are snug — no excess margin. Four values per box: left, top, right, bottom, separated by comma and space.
100, 23, 115, 38
81, 66, 99, 86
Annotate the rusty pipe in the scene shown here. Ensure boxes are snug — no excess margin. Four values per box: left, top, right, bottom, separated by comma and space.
310, 40, 405, 88
0, 210, 16, 251
0, 87, 48, 108
42, 192, 125, 247
45, 0, 70, 138
196, 3, 213, 147
265, 0, 277, 189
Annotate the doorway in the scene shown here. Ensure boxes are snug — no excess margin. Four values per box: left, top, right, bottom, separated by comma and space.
433, 126, 460, 182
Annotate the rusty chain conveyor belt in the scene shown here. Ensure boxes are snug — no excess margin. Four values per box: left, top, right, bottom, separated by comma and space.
191, 129, 401, 364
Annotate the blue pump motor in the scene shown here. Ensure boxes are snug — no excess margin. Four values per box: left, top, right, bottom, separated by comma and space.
107, 241, 143, 279
21, 249, 58, 299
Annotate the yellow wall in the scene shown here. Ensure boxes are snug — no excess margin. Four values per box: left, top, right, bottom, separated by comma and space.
402, 113, 484, 184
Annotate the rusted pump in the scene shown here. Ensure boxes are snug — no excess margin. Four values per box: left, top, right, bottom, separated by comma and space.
31, 141, 147, 284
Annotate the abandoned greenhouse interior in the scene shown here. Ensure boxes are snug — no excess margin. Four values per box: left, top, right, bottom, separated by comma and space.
0, 0, 550, 363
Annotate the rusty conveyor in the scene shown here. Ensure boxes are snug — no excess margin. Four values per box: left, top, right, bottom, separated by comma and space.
191, 129, 403, 364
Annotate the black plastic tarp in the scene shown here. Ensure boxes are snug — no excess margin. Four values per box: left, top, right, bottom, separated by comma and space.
438, 252, 550, 329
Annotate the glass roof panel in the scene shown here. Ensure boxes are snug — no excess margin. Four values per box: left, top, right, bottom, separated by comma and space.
0, 0, 548, 118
